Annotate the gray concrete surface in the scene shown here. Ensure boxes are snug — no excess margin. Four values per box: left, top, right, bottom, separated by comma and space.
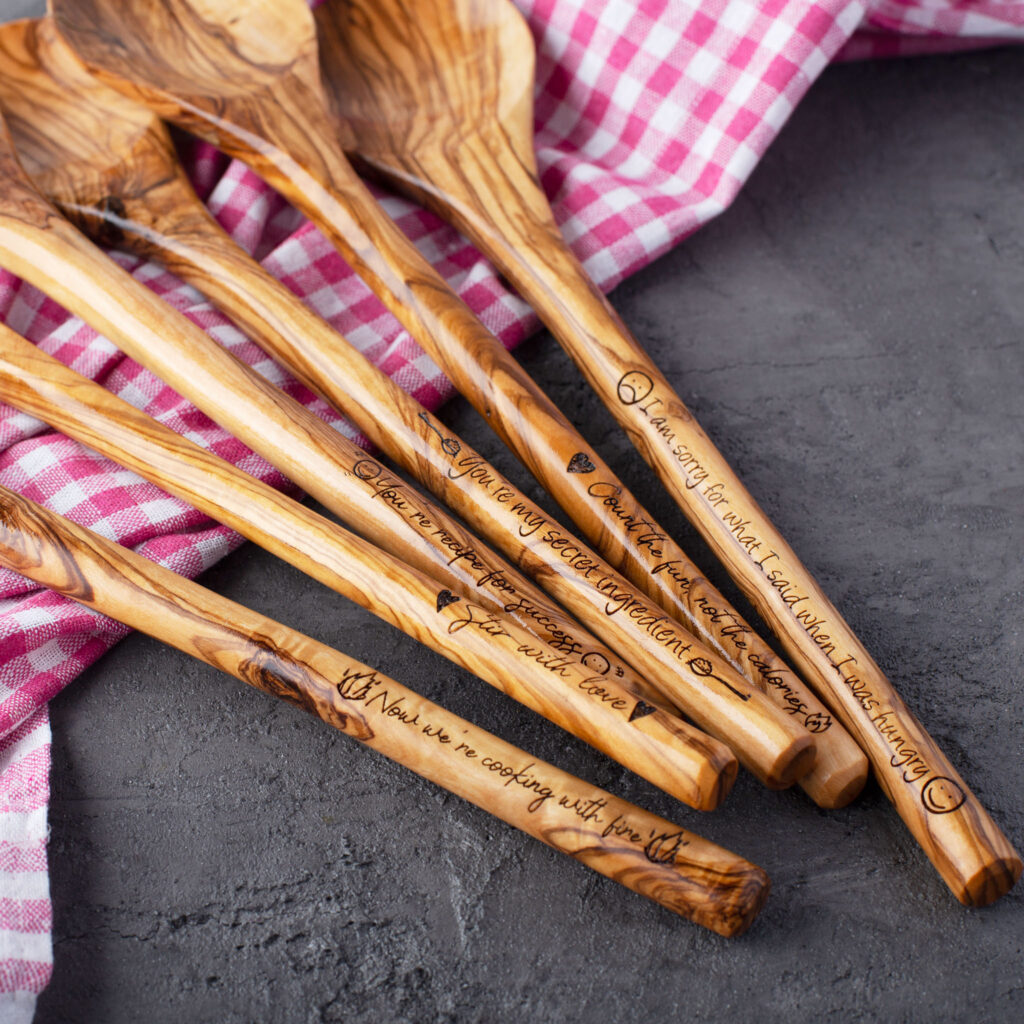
8, 11, 1023, 1023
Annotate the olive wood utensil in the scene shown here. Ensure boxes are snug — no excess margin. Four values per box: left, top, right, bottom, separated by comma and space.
0, 87, 710, 760
0, 322, 734, 810
309, 9, 864, 811
312, 0, 1022, 905
0, 119, 811, 795
44, 2, 820, 791
0, 482, 769, 936
2, 15, 865, 809
0, 17, 674, 728
0, 114, 764, 809
44, 0, 765, 692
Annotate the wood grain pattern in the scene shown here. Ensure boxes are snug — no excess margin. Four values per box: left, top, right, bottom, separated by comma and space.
0, 17, 676, 723
0, 481, 769, 936
0, 322, 735, 810
48, 0, 820, 791
313, 0, 1021, 904
312, 0, 869, 811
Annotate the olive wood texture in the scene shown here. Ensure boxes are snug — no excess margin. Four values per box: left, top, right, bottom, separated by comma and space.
314, 0, 1019, 904
19, 8, 863, 811
0, 114, 810, 796
46, 2, 818, 791
312, 2, 867, 809
0, 323, 734, 812
0, 78, 720, 752
43, 3, 752, 691
0, 483, 769, 936
0, 18, 677, 730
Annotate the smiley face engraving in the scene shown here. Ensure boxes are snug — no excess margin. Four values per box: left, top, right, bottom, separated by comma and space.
353, 458, 382, 481
921, 776, 966, 815
580, 651, 611, 676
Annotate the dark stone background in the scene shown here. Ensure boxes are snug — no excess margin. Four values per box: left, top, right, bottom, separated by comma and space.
3, 2, 1021, 1021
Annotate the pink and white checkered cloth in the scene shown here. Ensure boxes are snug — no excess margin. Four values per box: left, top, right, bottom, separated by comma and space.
0, 0, 1021, 1014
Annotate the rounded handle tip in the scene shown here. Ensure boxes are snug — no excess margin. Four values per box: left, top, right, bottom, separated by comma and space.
758, 732, 817, 791
800, 752, 871, 810
959, 854, 1023, 908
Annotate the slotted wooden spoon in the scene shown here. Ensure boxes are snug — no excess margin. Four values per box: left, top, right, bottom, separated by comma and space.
311, 0, 1021, 905
0, 481, 769, 936
19, 9, 821, 791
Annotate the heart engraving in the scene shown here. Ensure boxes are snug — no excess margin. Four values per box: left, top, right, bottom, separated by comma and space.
629, 700, 656, 722
567, 452, 596, 474
436, 589, 461, 612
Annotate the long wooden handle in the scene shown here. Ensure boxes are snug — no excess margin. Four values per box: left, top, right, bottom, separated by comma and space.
0, 20, 683, 724
0, 323, 736, 810
59, 85, 823, 792
0, 144, 813, 794
42, 149, 865, 802
0, 482, 769, 935
40, 4, 823, 785
0, 144, 684, 717
338, 95, 1024, 907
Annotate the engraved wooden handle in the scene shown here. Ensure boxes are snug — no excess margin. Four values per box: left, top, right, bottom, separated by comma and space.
445, 189, 1024, 901
308, 0, 1022, 903
391, 89, 1024, 912
39, 25, 820, 791
0, 118, 812, 792
309, 1, 868, 808
0, 15, 676, 719
0, 483, 769, 935
83, 171, 831, 791
0, 121, 678, 721
0, 322, 735, 810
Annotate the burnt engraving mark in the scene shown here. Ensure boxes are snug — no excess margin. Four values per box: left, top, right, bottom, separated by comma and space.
645, 829, 688, 864
688, 656, 750, 702
921, 776, 967, 815
616, 370, 654, 406
418, 411, 461, 456
436, 589, 461, 613
567, 452, 596, 474
803, 711, 833, 734
629, 700, 656, 723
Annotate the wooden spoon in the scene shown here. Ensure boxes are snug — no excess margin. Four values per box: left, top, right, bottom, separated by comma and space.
46, 0, 820, 792
0, 481, 769, 936
5, 15, 867, 809
0, 17, 673, 727
0, 92, 807, 799
0, 320, 735, 809
313, 0, 1022, 904
0, 24, 815, 790
0, 103, 746, 810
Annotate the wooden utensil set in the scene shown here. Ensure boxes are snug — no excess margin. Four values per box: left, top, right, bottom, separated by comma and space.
0, 0, 1016, 937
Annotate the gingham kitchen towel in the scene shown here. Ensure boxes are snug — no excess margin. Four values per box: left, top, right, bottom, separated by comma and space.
1, 1, 1022, 1014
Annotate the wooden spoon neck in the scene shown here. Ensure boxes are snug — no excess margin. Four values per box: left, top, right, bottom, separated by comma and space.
201, 74, 358, 194
363, 134, 643, 375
